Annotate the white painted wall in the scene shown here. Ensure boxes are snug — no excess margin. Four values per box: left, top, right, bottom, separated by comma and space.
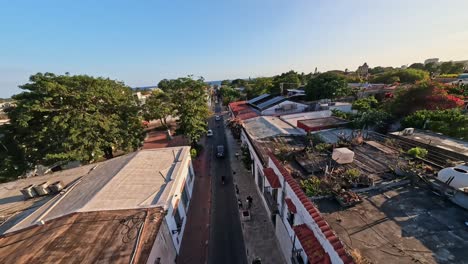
146, 220, 177, 264
161, 155, 195, 254
268, 158, 345, 264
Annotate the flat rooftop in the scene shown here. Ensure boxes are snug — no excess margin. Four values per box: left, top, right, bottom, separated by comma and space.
315, 185, 468, 264
390, 130, 468, 158
0, 147, 190, 234
244, 116, 304, 140
0, 208, 164, 264
298, 116, 349, 131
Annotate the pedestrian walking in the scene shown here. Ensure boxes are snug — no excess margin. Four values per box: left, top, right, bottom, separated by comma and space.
246, 195, 253, 209
237, 198, 243, 209
235, 184, 239, 195
235, 152, 239, 160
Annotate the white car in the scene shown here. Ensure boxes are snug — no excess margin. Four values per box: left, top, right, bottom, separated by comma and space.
207, 130, 213, 137
215, 115, 221, 121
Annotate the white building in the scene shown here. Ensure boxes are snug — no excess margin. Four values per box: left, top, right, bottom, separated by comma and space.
240, 121, 352, 263
0, 147, 195, 264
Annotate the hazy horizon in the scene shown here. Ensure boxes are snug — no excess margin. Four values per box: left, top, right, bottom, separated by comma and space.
1, 0, 468, 97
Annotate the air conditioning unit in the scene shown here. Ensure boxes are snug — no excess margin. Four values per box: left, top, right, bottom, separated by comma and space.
20, 184, 38, 199
33, 182, 50, 196
402, 128, 414, 136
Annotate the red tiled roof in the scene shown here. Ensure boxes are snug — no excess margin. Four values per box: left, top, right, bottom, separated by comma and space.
228, 100, 259, 120
236, 110, 259, 120
293, 224, 331, 264
285, 198, 297, 214
263, 168, 281, 188
268, 154, 354, 264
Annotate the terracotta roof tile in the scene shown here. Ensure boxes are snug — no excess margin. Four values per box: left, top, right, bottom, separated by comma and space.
293, 224, 331, 264
285, 198, 297, 213
268, 154, 354, 264
263, 168, 281, 188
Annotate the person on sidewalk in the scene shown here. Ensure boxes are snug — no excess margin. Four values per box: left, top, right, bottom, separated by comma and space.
246, 195, 253, 209
235, 152, 239, 160
237, 198, 243, 209
235, 184, 239, 195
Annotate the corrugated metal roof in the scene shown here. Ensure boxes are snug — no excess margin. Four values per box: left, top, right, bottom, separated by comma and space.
255, 96, 286, 110
247, 94, 270, 105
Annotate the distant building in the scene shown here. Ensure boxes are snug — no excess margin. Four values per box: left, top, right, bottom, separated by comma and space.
356, 62, 369, 78
0, 147, 195, 263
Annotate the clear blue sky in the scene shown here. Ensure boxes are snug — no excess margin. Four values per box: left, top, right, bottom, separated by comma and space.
1, 0, 468, 97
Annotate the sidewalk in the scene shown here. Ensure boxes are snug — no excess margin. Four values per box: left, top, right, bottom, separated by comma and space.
177, 138, 212, 264
225, 127, 286, 264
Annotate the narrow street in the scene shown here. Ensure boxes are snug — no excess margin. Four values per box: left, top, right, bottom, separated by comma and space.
208, 103, 248, 264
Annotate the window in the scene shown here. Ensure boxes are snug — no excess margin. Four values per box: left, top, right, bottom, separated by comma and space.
181, 186, 190, 210
188, 164, 194, 182
287, 212, 295, 226
174, 208, 184, 230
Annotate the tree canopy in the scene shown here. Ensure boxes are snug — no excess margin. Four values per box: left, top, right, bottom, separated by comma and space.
401, 109, 468, 140
386, 81, 464, 117
8, 73, 144, 166
304, 72, 350, 100
245, 77, 273, 99
143, 91, 174, 128
272, 70, 301, 94
371, 69, 429, 84
163, 77, 210, 145
352, 96, 378, 112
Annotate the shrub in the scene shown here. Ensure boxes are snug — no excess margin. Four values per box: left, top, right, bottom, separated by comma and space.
407, 147, 428, 159
344, 168, 361, 178
190, 148, 197, 158
315, 143, 332, 152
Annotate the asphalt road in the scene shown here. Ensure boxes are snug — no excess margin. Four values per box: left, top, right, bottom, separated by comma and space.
208, 102, 248, 264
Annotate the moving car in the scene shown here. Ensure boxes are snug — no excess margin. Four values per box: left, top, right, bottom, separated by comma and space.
207, 129, 213, 137
216, 145, 225, 158
215, 115, 221, 121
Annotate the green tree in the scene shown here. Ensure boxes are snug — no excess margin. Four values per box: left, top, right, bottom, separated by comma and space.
143, 91, 174, 128
401, 109, 468, 140
409, 63, 425, 70
231, 78, 247, 87
272, 70, 301, 94
424, 62, 439, 74
219, 86, 241, 105
371, 69, 429, 84
157, 79, 171, 91
369, 66, 386, 75
166, 77, 210, 145
354, 109, 393, 133
0, 125, 28, 182
221, 80, 231, 86
352, 96, 378, 112
304, 72, 350, 100
245, 77, 273, 99
9, 73, 144, 165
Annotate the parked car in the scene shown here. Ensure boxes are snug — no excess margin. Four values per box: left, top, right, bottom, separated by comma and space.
215, 115, 221, 121
207, 129, 213, 137
216, 145, 225, 158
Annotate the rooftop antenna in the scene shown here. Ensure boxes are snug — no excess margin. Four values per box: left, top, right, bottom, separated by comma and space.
159, 171, 167, 182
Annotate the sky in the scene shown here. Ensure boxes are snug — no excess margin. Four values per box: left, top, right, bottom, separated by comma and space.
1, 0, 468, 97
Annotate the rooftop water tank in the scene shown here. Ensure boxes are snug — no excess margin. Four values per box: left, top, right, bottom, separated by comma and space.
437, 164, 468, 189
